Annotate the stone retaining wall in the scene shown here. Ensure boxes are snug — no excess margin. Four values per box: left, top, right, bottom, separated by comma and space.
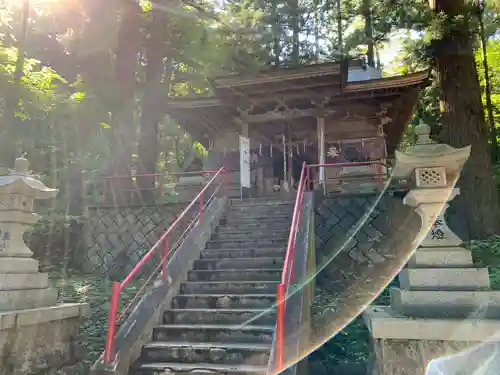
82, 203, 197, 278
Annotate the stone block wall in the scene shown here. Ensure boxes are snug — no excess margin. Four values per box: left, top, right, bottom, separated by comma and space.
82, 203, 197, 277
311, 193, 420, 353
314, 195, 415, 266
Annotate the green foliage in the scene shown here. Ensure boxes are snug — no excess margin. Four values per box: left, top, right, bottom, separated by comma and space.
50, 272, 143, 373
469, 236, 500, 288
476, 39, 500, 132
310, 279, 395, 368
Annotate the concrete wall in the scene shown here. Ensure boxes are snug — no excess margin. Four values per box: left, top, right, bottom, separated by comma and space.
0, 305, 88, 375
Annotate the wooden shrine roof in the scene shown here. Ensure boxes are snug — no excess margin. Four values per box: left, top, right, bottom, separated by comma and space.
166, 66, 429, 154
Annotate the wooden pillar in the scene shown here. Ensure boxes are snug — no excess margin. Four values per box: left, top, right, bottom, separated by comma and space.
282, 133, 289, 192
239, 122, 251, 198
317, 116, 325, 185
287, 124, 293, 189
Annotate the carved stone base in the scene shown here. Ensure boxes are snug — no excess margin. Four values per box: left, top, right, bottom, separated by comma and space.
364, 306, 500, 375
371, 338, 477, 375
0, 257, 57, 311
0, 288, 58, 311
364, 306, 500, 342
0, 257, 40, 273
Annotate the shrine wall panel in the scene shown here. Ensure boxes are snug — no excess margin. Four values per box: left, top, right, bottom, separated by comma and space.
324, 117, 378, 141
213, 131, 239, 152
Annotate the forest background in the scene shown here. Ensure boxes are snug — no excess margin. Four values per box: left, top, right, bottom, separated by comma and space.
0, 0, 499, 372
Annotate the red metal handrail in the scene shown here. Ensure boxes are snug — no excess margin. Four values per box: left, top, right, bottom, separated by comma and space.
99, 170, 223, 180
98, 170, 224, 205
274, 160, 389, 371
102, 167, 228, 365
275, 161, 307, 372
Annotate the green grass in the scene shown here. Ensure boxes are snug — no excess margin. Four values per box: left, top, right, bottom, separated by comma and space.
49, 271, 143, 373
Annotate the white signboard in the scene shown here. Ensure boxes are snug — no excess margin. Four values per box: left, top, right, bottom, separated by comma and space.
239, 135, 251, 189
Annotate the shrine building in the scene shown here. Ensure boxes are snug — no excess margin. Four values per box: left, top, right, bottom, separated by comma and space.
166, 59, 429, 198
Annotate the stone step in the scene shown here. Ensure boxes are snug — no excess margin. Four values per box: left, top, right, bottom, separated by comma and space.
218, 215, 291, 226
407, 247, 473, 268
0, 288, 58, 311
200, 248, 286, 260
211, 229, 290, 241
206, 238, 288, 250
226, 207, 293, 217
193, 258, 284, 271
180, 281, 279, 295
228, 202, 293, 209
133, 362, 267, 375
399, 268, 491, 290
229, 197, 294, 206
215, 224, 290, 234
153, 324, 274, 344
164, 308, 276, 325
0, 273, 49, 290
172, 294, 276, 309
141, 341, 270, 366
222, 212, 293, 221
188, 269, 281, 282
391, 289, 500, 318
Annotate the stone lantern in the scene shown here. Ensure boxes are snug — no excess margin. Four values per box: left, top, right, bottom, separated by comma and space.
0, 156, 58, 258
0, 156, 60, 311
0, 157, 88, 374
363, 122, 500, 375
391, 120, 471, 248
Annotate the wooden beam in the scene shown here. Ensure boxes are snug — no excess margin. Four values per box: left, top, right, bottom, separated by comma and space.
240, 108, 337, 124
218, 78, 342, 98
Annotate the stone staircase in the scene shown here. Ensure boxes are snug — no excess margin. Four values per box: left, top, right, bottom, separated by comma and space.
132, 198, 294, 375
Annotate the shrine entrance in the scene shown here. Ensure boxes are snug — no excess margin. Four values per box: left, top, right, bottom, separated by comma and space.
166, 60, 428, 198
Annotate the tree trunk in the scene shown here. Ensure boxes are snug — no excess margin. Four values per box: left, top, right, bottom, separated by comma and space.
290, 0, 300, 66
434, 0, 500, 238
108, 0, 142, 205
336, 0, 343, 57
314, 0, 320, 61
271, 1, 281, 66
2, 0, 30, 165
136, 7, 169, 204
477, 1, 498, 162
362, 0, 374, 67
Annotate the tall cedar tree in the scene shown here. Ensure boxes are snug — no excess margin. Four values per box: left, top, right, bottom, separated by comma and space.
108, 0, 142, 204
137, 4, 170, 203
433, 0, 500, 238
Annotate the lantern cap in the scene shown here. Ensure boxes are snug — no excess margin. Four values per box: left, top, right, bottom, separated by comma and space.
0, 156, 58, 199
392, 121, 471, 179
